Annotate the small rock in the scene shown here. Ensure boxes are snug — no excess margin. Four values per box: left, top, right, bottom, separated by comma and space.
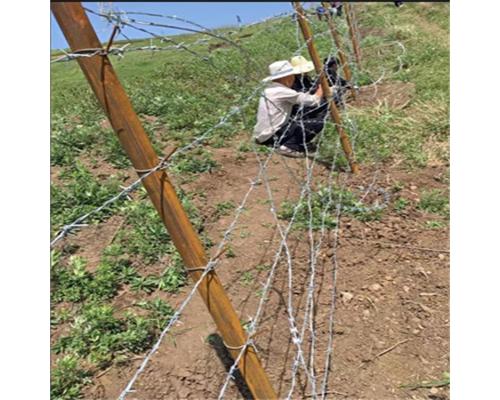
412, 329, 420, 335
326, 248, 335, 257
369, 283, 382, 292
403, 285, 410, 293
178, 388, 191, 398
341, 291, 354, 303
410, 185, 417, 191
438, 253, 445, 260
374, 341, 386, 350
362, 309, 370, 318
177, 369, 191, 378
430, 387, 439, 395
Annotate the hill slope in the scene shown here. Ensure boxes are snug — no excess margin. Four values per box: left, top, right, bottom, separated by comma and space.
51, 3, 449, 399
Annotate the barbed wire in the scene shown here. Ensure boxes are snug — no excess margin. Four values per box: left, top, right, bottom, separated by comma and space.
218, 38, 349, 396
51, 39, 215, 63
218, 113, 345, 400
50, 3, 410, 399
116, 42, 342, 397
118, 80, 338, 397
50, 79, 269, 247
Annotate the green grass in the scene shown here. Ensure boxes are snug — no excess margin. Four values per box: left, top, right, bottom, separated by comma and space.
419, 189, 449, 218
394, 197, 410, 213
214, 200, 236, 218
53, 301, 173, 368
400, 371, 450, 390
51, 355, 92, 400
115, 190, 202, 264
51, 162, 122, 233
279, 186, 385, 230
51, 3, 449, 395
425, 220, 446, 229
317, 3, 449, 168
51, 244, 180, 397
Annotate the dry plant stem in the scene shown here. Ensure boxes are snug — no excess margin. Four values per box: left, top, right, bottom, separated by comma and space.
359, 339, 410, 368
375, 339, 410, 359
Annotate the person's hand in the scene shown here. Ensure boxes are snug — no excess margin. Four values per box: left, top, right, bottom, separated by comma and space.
315, 84, 324, 98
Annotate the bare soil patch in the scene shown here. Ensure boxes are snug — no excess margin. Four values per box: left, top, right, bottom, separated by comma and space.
78, 146, 449, 400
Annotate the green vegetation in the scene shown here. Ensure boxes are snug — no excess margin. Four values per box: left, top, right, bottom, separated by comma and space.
401, 371, 450, 390
419, 189, 449, 218
279, 186, 385, 230
214, 200, 236, 218
240, 271, 255, 287
425, 220, 446, 229
51, 3, 449, 396
51, 163, 121, 232
51, 355, 92, 400
51, 242, 182, 397
394, 197, 410, 213
171, 148, 218, 177
318, 3, 449, 168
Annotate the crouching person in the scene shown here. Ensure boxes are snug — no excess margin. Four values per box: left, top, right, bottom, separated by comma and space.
254, 60, 326, 158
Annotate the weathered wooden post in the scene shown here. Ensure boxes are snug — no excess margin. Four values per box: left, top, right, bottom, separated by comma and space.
51, 3, 277, 399
344, 2, 362, 69
292, 1, 360, 174
321, 1, 357, 99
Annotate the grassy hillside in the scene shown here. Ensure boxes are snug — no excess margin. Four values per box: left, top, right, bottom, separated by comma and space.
50, 3, 449, 398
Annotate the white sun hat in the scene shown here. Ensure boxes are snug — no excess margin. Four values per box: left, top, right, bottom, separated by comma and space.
262, 60, 301, 82
290, 55, 315, 74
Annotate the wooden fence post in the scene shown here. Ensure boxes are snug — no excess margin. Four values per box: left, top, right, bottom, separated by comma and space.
292, 2, 360, 174
51, 3, 277, 399
321, 1, 357, 100
344, 2, 362, 69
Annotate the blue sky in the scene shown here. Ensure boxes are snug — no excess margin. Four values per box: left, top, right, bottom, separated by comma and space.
50, 2, 306, 49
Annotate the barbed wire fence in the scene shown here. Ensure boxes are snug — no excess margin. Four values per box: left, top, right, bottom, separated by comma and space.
50, 2, 401, 399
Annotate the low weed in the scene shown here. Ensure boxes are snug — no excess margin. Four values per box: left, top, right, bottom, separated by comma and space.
425, 220, 446, 229
419, 189, 449, 217
117, 200, 175, 264
241, 271, 254, 286
51, 252, 134, 304
394, 198, 410, 212
214, 200, 236, 218
116, 191, 201, 264
400, 371, 450, 390
51, 355, 92, 400
54, 301, 173, 369
51, 117, 100, 166
279, 186, 385, 230
171, 148, 218, 176
51, 162, 121, 232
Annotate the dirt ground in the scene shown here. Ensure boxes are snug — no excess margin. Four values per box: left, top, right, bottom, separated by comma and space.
50, 81, 449, 400
69, 141, 449, 400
